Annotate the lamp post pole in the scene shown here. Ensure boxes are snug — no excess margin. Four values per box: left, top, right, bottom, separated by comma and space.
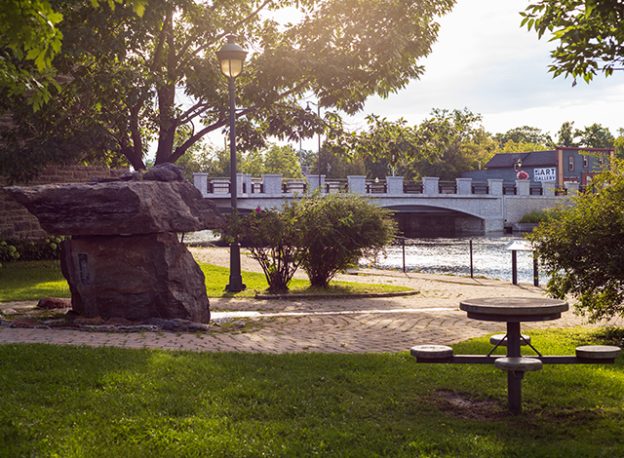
217, 35, 247, 293
306, 101, 322, 190
226, 75, 245, 292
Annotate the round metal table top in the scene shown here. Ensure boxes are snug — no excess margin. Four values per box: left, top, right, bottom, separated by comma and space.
459, 297, 568, 322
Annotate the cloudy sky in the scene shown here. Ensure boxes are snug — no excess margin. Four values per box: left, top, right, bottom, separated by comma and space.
342, 0, 624, 137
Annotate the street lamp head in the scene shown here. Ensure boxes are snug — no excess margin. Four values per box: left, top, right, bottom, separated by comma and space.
217, 35, 247, 78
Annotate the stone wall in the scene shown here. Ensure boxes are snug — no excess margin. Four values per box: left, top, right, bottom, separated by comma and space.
0, 165, 127, 240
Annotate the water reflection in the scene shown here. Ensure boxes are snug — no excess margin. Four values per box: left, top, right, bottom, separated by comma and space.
368, 235, 547, 284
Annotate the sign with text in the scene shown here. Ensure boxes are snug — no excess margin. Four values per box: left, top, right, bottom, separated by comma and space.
533, 167, 557, 182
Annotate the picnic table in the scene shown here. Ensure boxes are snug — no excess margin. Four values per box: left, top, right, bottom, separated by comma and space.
411, 296, 621, 414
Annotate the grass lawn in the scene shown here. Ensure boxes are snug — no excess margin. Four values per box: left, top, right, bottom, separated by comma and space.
0, 260, 410, 302
0, 327, 622, 457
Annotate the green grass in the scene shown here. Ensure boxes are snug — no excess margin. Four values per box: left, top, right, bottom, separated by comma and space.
0, 260, 410, 302
0, 327, 623, 457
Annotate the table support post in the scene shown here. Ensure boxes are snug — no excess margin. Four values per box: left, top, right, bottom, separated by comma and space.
507, 321, 523, 414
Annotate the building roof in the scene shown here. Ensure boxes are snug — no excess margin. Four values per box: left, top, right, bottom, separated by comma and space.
485, 147, 612, 169
485, 151, 556, 169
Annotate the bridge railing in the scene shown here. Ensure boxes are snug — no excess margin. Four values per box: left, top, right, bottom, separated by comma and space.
193, 173, 580, 198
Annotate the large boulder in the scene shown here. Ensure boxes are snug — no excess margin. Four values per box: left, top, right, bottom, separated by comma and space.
5, 180, 223, 236
60, 232, 210, 322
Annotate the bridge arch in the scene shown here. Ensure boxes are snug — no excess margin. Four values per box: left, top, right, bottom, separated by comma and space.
383, 204, 487, 237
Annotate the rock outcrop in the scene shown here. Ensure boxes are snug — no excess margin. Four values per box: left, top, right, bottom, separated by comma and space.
6, 163, 220, 323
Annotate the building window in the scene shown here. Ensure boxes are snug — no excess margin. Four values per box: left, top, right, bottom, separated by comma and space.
568, 155, 575, 172
583, 156, 589, 169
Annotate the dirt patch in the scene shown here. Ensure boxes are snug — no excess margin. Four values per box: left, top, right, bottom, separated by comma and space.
433, 389, 505, 420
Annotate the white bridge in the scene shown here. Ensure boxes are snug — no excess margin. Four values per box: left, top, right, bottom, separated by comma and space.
193, 174, 578, 235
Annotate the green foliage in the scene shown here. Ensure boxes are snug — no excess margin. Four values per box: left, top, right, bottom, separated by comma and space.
576, 123, 615, 148
518, 210, 549, 224
0, 0, 63, 109
529, 161, 624, 321
0, 237, 63, 267
328, 108, 496, 180
227, 207, 304, 293
1, 0, 456, 179
0, 328, 624, 456
557, 121, 577, 146
297, 194, 396, 287
500, 140, 551, 153
522, 0, 624, 82
494, 125, 554, 149
240, 144, 304, 178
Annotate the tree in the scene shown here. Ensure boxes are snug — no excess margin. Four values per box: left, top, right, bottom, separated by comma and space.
410, 109, 497, 179
263, 145, 303, 178
500, 140, 551, 153
529, 161, 624, 321
1, 0, 455, 180
615, 129, 624, 160
0, 0, 145, 110
522, 0, 624, 82
556, 121, 577, 146
576, 123, 614, 148
297, 194, 396, 287
494, 126, 553, 148
327, 108, 497, 180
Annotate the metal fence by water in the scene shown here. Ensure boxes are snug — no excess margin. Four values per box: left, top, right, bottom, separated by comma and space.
368, 236, 547, 284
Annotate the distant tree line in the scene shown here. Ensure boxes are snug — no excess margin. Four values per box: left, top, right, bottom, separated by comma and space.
173, 111, 623, 181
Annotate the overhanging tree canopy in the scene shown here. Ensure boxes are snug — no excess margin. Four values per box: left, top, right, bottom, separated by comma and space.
1, 0, 455, 179
522, 0, 624, 82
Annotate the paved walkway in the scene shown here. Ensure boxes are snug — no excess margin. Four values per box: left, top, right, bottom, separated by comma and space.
0, 265, 610, 353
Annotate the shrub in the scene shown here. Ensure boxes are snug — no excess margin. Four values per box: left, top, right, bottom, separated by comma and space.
297, 194, 396, 287
225, 206, 303, 293
0, 237, 64, 268
518, 209, 550, 224
529, 161, 624, 321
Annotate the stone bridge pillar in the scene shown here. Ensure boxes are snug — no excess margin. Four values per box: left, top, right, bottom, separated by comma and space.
193, 173, 209, 197
262, 174, 283, 194
564, 181, 579, 195
488, 179, 503, 196
542, 181, 556, 196
423, 177, 440, 195
456, 178, 472, 195
515, 179, 530, 196
347, 176, 366, 194
386, 176, 404, 195
305, 175, 325, 193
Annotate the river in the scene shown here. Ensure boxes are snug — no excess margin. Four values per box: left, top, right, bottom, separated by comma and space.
368, 235, 547, 285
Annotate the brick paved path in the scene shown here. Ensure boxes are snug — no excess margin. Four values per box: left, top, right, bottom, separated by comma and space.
1, 269, 609, 353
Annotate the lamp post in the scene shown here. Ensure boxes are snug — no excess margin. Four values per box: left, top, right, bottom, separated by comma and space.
306, 101, 322, 190
217, 35, 247, 292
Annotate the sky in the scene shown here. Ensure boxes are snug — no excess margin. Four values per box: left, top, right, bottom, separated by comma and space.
346, 0, 624, 136
200, 0, 623, 153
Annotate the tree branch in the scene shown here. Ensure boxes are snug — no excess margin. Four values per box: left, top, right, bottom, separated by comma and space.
176, 0, 276, 72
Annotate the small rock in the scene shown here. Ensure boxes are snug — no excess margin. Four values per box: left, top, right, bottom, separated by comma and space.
37, 297, 71, 309
143, 163, 185, 182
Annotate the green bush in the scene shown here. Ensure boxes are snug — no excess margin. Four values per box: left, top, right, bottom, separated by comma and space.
518, 209, 550, 224
297, 194, 396, 287
0, 237, 64, 268
529, 160, 624, 321
228, 206, 303, 293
